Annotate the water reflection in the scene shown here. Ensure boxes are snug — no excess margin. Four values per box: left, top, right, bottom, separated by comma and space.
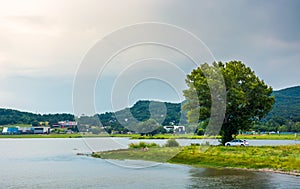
188, 168, 299, 189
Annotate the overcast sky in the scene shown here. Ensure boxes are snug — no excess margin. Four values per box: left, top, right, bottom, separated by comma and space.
0, 0, 299, 114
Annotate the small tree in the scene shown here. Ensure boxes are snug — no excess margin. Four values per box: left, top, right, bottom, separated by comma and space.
31, 120, 39, 127
136, 119, 159, 136
196, 128, 205, 136
90, 127, 101, 134
292, 122, 300, 132
164, 138, 180, 147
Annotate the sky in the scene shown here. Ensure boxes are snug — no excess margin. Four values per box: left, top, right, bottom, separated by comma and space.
0, 0, 299, 114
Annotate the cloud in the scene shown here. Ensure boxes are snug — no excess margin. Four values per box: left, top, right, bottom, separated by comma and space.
0, 0, 299, 113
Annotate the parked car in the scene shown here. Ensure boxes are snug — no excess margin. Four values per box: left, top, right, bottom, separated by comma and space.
225, 139, 249, 146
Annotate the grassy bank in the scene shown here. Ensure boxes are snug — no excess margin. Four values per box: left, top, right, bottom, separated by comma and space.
129, 134, 220, 139
237, 134, 299, 140
130, 134, 300, 140
129, 133, 299, 140
93, 144, 300, 175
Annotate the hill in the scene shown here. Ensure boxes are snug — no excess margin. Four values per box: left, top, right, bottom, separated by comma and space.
0, 86, 299, 132
0, 109, 74, 126
96, 100, 186, 131
99, 86, 299, 126
96, 86, 300, 132
265, 86, 300, 123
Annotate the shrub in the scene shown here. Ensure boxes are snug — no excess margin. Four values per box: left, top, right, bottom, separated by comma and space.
196, 128, 205, 136
129, 142, 159, 148
164, 139, 180, 147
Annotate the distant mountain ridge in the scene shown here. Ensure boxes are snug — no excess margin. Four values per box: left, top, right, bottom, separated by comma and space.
94, 86, 300, 130
274, 86, 300, 97
0, 86, 299, 127
97, 100, 185, 130
0, 109, 74, 126
265, 86, 300, 122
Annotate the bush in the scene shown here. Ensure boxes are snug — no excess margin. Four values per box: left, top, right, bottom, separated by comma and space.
196, 128, 205, 135
129, 142, 159, 149
164, 139, 180, 147
51, 128, 66, 134
90, 128, 101, 134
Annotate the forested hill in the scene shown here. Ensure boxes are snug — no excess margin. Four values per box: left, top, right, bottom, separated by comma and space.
0, 86, 299, 127
265, 86, 300, 123
97, 100, 185, 128
97, 86, 300, 127
0, 109, 74, 126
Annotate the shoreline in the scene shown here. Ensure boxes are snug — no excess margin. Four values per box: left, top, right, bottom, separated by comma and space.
78, 152, 300, 176
87, 152, 300, 176
170, 162, 300, 177
91, 144, 300, 177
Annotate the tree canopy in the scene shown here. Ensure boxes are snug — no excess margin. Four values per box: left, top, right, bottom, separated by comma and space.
183, 61, 275, 144
0, 108, 74, 126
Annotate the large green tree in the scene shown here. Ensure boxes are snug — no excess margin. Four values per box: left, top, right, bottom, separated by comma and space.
183, 61, 274, 145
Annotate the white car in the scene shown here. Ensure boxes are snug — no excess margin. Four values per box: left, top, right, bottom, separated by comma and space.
225, 139, 249, 146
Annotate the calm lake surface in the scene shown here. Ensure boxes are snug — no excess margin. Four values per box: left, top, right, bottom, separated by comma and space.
0, 138, 299, 189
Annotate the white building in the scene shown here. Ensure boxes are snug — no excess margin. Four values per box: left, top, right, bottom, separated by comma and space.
163, 125, 185, 133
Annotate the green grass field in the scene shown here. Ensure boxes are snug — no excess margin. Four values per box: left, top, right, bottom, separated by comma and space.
0, 124, 32, 128
93, 144, 300, 175
129, 133, 299, 140
237, 134, 299, 140
129, 134, 219, 139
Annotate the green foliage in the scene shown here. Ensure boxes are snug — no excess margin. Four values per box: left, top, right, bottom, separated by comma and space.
51, 128, 66, 134
89, 127, 102, 134
77, 115, 101, 127
237, 134, 299, 140
196, 128, 205, 136
164, 138, 180, 147
292, 122, 300, 132
278, 125, 288, 132
170, 145, 300, 173
31, 121, 39, 126
94, 144, 300, 174
96, 100, 187, 134
128, 100, 183, 125
0, 109, 74, 126
131, 119, 159, 135
95, 147, 181, 163
1, 85, 298, 135
128, 142, 159, 148
183, 61, 275, 145
263, 86, 300, 129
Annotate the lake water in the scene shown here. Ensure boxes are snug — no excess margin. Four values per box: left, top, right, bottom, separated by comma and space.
0, 138, 299, 189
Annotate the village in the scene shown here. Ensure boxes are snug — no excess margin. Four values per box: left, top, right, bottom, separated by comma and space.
1, 121, 78, 135
1, 121, 186, 135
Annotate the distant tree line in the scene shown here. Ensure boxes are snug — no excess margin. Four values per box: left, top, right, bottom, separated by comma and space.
0, 109, 74, 126
1, 84, 299, 135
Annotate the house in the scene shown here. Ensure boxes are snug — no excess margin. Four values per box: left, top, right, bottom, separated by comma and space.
32, 127, 50, 134
2, 127, 19, 134
163, 125, 186, 134
19, 127, 33, 134
52, 121, 78, 130
2, 127, 8, 134
18, 127, 50, 134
